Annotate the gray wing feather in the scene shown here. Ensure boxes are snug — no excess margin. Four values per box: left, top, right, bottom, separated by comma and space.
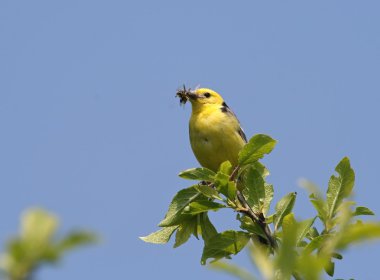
238, 127, 248, 143
221, 102, 248, 143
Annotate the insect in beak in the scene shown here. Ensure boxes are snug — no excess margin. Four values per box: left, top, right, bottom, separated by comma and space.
176, 85, 196, 105
186, 92, 198, 100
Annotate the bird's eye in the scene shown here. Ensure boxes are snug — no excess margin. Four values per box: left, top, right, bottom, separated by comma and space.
204, 92, 211, 98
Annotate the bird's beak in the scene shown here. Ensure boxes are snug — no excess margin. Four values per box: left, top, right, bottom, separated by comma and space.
186, 92, 198, 100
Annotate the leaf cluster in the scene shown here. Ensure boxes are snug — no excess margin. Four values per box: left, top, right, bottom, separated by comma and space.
0, 208, 97, 280
141, 134, 380, 279
141, 135, 279, 259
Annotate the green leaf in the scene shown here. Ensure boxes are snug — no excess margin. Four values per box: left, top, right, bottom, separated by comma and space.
159, 186, 202, 226
309, 193, 328, 223
174, 218, 197, 248
251, 161, 270, 178
186, 201, 225, 215
265, 214, 274, 224
5, 239, 28, 261
238, 161, 270, 179
2, 208, 61, 269
248, 243, 275, 280
298, 179, 323, 200
199, 213, 218, 243
325, 259, 335, 277
1, 208, 97, 280
238, 134, 277, 166
263, 184, 274, 215
337, 222, 380, 249
242, 167, 266, 212
307, 227, 319, 239
21, 208, 58, 244
215, 172, 236, 201
179, 167, 216, 181
139, 226, 178, 244
56, 231, 98, 253
296, 217, 316, 246
300, 179, 328, 223
326, 157, 355, 219
298, 240, 308, 247
274, 192, 297, 231
219, 161, 233, 175
214, 171, 229, 186
331, 252, 343, 260
210, 261, 257, 280
281, 213, 297, 236
296, 253, 325, 280
353, 206, 375, 216
304, 235, 330, 254
194, 184, 222, 200
39, 231, 97, 262
276, 213, 298, 279
40, 245, 62, 263
201, 231, 251, 264
238, 215, 266, 238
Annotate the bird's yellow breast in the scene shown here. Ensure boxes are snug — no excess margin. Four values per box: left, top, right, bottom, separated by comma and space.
189, 105, 245, 172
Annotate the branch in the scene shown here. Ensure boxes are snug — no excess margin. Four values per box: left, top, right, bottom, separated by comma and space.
230, 166, 278, 250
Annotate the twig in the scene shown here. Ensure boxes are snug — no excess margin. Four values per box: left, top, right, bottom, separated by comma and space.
230, 166, 278, 250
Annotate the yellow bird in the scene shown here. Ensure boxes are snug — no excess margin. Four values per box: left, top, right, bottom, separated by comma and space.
177, 87, 277, 249
180, 87, 247, 172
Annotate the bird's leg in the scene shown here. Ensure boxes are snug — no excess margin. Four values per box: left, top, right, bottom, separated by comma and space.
198, 180, 216, 189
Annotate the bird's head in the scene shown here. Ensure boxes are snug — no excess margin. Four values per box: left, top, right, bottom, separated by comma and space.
186, 88, 224, 109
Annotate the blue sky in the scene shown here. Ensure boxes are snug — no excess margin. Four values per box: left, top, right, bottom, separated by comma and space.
1, 1, 379, 279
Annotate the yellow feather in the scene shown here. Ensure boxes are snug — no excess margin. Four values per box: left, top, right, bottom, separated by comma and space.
188, 88, 246, 172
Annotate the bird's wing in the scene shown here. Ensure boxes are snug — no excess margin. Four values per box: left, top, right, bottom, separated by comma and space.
237, 127, 248, 143
221, 102, 248, 144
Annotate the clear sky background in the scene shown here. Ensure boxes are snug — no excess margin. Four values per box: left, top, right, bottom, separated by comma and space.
1, 1, 379, 279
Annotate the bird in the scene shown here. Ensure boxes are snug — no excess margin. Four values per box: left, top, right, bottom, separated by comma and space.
177, 86, 277, 248
179, 87, 247, 172
177, 86, 277, 249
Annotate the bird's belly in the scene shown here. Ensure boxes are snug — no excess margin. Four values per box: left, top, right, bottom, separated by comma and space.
189, 124, 244, 171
